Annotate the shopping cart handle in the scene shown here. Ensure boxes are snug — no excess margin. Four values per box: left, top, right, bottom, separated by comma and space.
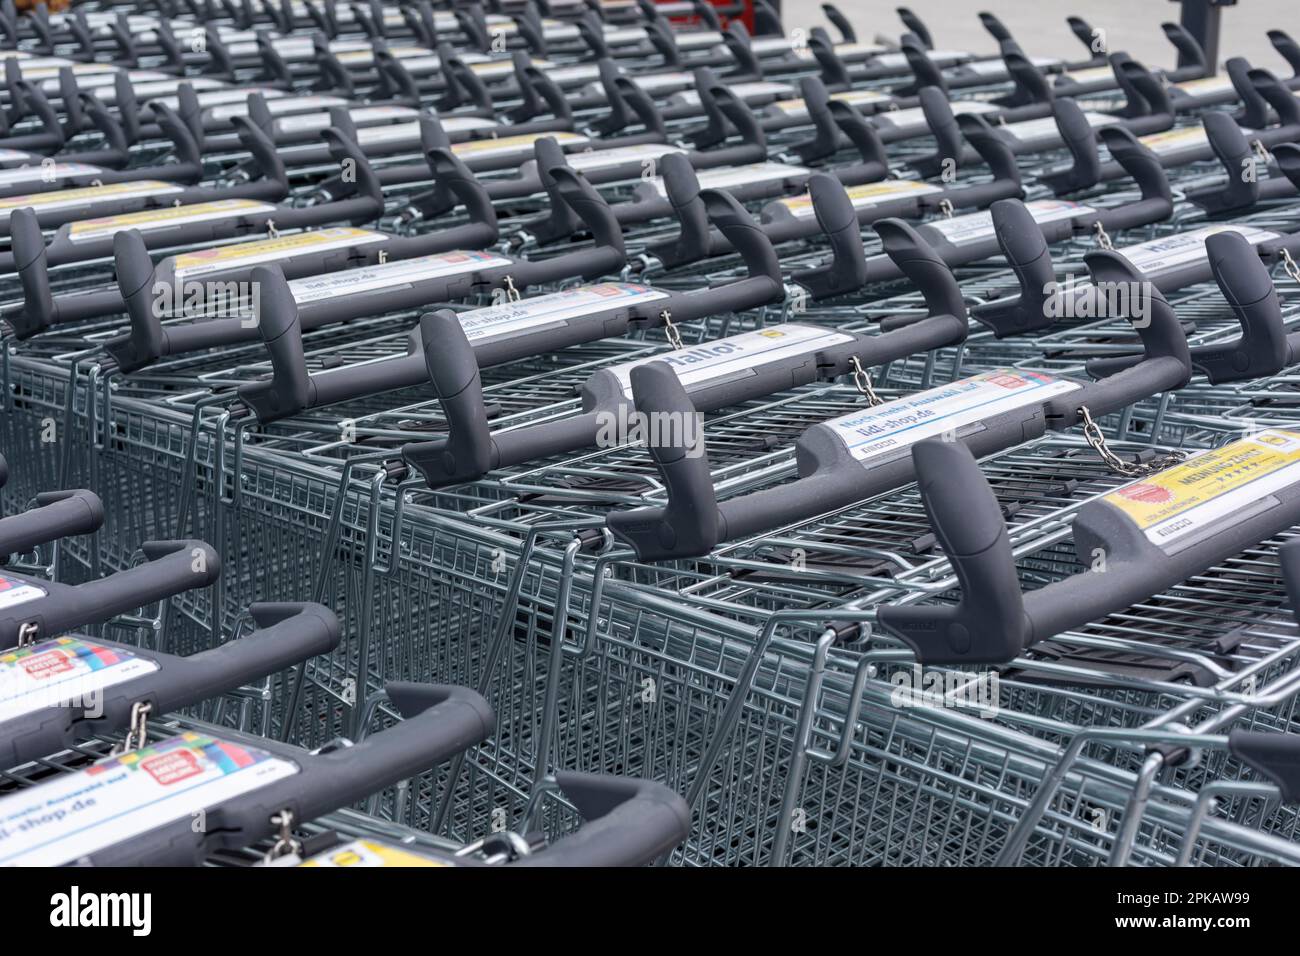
1, 603, 341, 769
979, 11, 1013, 42
1251, 68, 1300, 134
1228, 731, 1300, 804
807, 28, 852, 89
291, 682, 495, 823
1187, 111, 1258, 213
1227, 57, 1270, 130
1039, 99, 1102, 194
878, 440, 1028, 664
1119, 60, 1173, 121
722, 21, 762, 82
1274, 144, 1300, 193
513, 4, 547, 56
873, 218, 967, 330
793, 75, 844, 164
789, 174, 869, 299
822, 4, 857, 44
969, 199, 1058, 337
516, 772, 690, 866
1269, 29, 1300, 77
9, 207, 56, 339
1163, 21, 1207, 74
1047, 252, 1192, 426
1088, 230, 1286, 383
239, 266, 310, 423
532, 165, 627, 280
0, 453, 7, 491
607, 362, 720, 560
405, 310, 493, 482
826, 101, 891, 180
644, 15, 683, 70
646, 154, 710, 266
0, 488, 102, 557
226, 115, 291, 203
524, 137, 583, 243
1094, 126, 1173, 229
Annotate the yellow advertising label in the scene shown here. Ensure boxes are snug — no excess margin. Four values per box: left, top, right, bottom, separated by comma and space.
173, 227, 384, 277
452, 131, 586, 157
1174, 75, 1235, 95
779, 178, 942, 215
69, 199, 276, 240
1138, 127, 1209, 153
1061, 65, 1115, 84
774, 88, 889, 114
1104, 430, 1300, 547
298, 839, 451, 868
0, 180, 182, 213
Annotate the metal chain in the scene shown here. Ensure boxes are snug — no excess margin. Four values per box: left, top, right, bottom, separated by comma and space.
16, 622, 37, 648
660, 309, 683, 349
938, 198, 954, 219
1092, 220, 1113, 251
850, 356, 883, 406
503, 274, 521, 302
1252, 138, 1271, 165
1280, 248, 1300, 286
1079, 405, 1184, 476
266, 218, 279, 238
265, 809, 303, 861
114, 701, 153, 755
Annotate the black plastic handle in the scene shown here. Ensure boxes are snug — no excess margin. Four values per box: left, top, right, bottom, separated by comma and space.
873, 217, 967, 328
1269, 29, 1300, 77
606, 362, 719, 560
979, 11, 1013, 42
699, 188, 783, 297
1094, 126, 1173, 229
1041, 97, 1101, 194
1228, 731, 1300, 803
791, 174, 869, 299
970, 198, 1060, 337
239, 265, 309, 423
1163, 21, 1206, 73
1088, 230, 1285, 383
293, 682, 495, 824
402, 310, 493, 485
0, 489, 104, 557
877, 438, 1027, 663
897, 6, 933, 50
821, 3, 856, 43
516, 773, 690, 866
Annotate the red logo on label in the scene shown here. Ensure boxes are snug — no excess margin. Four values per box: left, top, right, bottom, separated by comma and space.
141, 750, 203, 786
21, 650, 74, 680
1119, 483, 1173, 504
988, 374, 1027, 389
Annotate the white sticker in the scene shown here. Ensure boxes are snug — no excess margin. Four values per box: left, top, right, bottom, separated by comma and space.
676, 30, 723, 50
925, 199, 1092, 244
770, 88, 893, 120
0, 573, 45, 611
207, 94, 349, 123
1174, 75, 1236, 97
1002, 112, 1118, 146
672, 81, 794, 107
453, 132, 588, 161
99, 78, 224, 101
0, 163, 101, 186
173, 227, 386, 278
460, 283, 669, 344
288, 251, 512, 304
871, 50, 969, 69
607, 325, 855, 397
778, 179, 943, 218
1137, 126, 1219, 156
566, 143, 684, 172
546, 64, 602, 86
0, 637, 158, 723
649, 162, 806, 197
1119, 225, 1277, 274
960, 55, 1060, 77
871, 100, 998, 134
1060, 65, 1116, 85
792, 41, 888, 61
68, 199, 277, 242
0, 149, 33, 164
0, 732, 298, 866
828, 369, 1080, 463
274, 105, 418, 134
